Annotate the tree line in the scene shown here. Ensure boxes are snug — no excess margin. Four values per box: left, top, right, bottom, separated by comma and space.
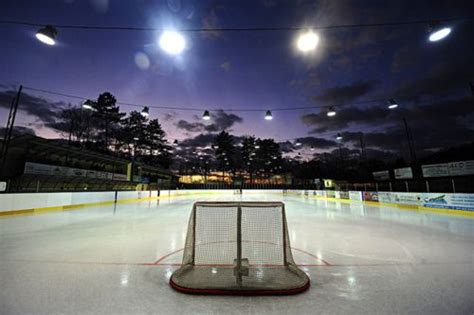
52, 92, 172, 168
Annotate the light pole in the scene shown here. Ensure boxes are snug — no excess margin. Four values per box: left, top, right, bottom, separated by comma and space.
388, 99, 416, 165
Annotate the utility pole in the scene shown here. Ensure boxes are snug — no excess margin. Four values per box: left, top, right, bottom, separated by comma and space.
402, 117, 417, 165
359, 132, 366, 163
0, 85, 23, 177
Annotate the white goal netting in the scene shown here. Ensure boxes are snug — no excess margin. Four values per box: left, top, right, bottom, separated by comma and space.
169, 201, 310, 295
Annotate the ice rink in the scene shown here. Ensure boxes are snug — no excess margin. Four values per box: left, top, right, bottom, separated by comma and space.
1, 192, 473, 314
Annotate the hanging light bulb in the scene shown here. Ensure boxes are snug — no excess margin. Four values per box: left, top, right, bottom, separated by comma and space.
336, 133, 343, 140
327, 107, 336, 117
264, 110, 273, 120
296, 30, 319, 52
82, 100, 95, 111
388, 99, 398, 109
36, 25, 58, 45
310, 146, 315, 151
202, 110, 211, 120
295, 140, 302, 146
159, 31, 186, 55
141, 106, 150, 117
428, 21, 451, 42
173, 140, 178, 146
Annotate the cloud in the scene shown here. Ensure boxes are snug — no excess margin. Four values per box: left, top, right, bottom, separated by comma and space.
163, 112, 176, 122
302, 105, 390, 133
394, 56, 474, 98
176, 120, 206, 132
312, 79, 379, 105
208, 110, 242, 131
220, 62, 231, 72
175, 110, 243, 133
278, 141, 295, 153
296, 136, 337, 149
339, 98, 474, 154
179, 133, 216, 148
0, 89, 66, 125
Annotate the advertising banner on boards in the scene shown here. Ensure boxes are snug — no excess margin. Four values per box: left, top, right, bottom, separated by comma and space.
349, 191, 363, 201
394, 167, 413, 179
448, 160, 474, 176
340, 191, 350, 199
392, 192, 422, 205
422, 163, 449, 178
326, 190, 336, 198
421, 160, 474, 178
372, 170, 390, 181
378, 192, 394, 203
363, 191, 379, 202
421, 193, 474, 211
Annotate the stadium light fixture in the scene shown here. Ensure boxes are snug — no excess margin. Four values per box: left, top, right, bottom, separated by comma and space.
202, 110, 211, 120
297, 30, 319, 52
336, 133, 343, 140
141, 106, 150, 117
428, 21, 451, 42
159, 31, 186, 55
388, 99, 398, 109
327, 107, 336, 117
265, 110, 273, 120
82, 100, 95, 111
36, 25, 57, 45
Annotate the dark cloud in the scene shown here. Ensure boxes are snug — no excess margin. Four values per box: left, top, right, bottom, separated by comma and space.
296, 136, 337, 149
312, 80, 379, 105
0, 89, 66, 125
278, 141, 295, 153
175, 110, 243, 133
179, 133, 216, 148
394, 56, 474, 98
207, 110, 243, 131
163, 113, 176, 122
176, 120, 206, 132
302, 105, 390, 133
340, 98, 474, 155
0, 126, 36, 138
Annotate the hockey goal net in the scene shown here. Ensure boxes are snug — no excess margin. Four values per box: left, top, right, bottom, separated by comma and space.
169, 201, 310, 295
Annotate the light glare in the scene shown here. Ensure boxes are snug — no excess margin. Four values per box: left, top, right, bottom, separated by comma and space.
297, 31, 319, 52
36, 33, 55, 45
429, 27, 451, 42
159, 31, 186, 55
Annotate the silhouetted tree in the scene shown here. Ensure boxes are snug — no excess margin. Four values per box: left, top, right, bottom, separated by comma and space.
92, 92, 125, 151
213, 131, 235, 175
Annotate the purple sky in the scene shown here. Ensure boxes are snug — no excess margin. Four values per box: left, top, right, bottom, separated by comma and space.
1, 0, 474, 160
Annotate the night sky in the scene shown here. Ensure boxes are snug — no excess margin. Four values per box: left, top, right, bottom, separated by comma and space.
1, 0, 474, 161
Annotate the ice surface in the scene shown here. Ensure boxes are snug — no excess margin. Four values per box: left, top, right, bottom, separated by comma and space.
0, 193, 473, 314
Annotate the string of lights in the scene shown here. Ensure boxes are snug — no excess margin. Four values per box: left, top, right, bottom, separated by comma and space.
1, 16, 473, 32
22, 85, 404, 114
